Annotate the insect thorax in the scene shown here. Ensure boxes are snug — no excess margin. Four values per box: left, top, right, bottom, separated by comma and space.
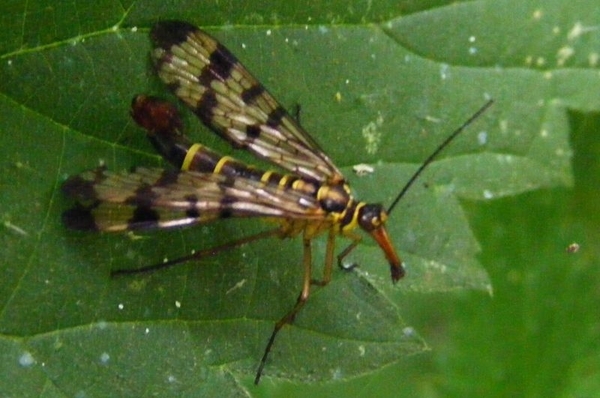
276, 180, 388, 242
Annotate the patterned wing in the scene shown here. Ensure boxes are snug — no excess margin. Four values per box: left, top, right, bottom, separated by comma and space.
151, 20, 345, 184
62, 167, 326, 232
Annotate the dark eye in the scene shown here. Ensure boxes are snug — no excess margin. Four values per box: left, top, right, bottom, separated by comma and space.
357, 203, 385, 231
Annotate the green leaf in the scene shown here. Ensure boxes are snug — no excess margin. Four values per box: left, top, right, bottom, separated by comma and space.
0, 0, 590, 395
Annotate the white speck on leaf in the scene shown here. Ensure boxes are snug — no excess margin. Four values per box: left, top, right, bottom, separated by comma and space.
440, 63, 449, 80
226, 279, 247, 294
556, 46, 575, 66
361, 113, 384, 154
352, 164, 374, 176
331, 367, 343, 380
19, 352, 35, 367
566, 242, 580, 253
3, 220, 28, 236
402, 327, 416, 337
100, 352, 110, 364
358, 345, 366, 356
567, 22, 599, 41
477, 131, 488, 145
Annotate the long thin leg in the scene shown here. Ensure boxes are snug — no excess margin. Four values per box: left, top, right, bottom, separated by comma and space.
255, 233, 314, 384
336, 234, 362, 271
111, 228, 281, 277
255, 228, 337, 384
313, 227, 336, 285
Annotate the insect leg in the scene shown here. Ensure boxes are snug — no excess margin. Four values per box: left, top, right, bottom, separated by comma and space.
313, 227, 337, 285
111, 228, 280, 277
336, 234, 363, 272
255, 232, 315, 384
255, 227, 339, 383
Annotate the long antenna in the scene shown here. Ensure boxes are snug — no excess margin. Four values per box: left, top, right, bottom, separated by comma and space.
387, 99, 494, 214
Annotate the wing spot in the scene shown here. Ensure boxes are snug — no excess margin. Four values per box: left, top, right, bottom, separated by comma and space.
62, 205, 99, 231
196, 91, 218, 122
151, 21, 197, 50
267, 106, 286, 128
246, 124, 261, 139
184, 194, 201, 218
219, 196, 237, 219
209, 43, 237, 79
241, 85, 265, 105
129, 206, 160, 229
